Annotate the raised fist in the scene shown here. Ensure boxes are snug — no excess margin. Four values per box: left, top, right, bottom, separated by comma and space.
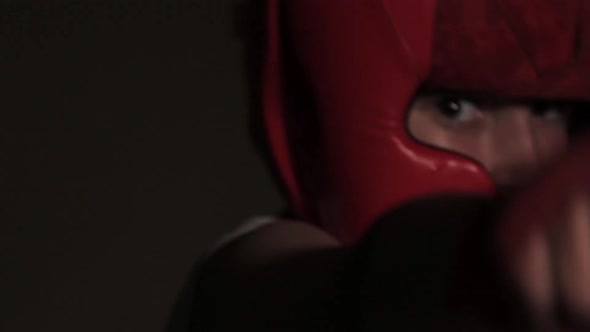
497, 136, 590, 330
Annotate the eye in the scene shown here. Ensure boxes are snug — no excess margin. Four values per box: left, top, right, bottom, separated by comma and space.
531, 102, 570, 122
436, 98, 481, 123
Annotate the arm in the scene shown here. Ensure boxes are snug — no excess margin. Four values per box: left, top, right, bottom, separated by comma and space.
192, 186, 589, 332
191, 200, 525, 332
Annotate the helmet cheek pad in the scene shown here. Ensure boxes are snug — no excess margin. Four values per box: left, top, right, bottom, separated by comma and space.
264, 0, 590, 244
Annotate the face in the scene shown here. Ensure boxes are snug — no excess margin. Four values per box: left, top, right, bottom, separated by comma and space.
408, 94, 572, 190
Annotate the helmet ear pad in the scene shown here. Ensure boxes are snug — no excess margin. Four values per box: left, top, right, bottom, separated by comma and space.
280, 32, 323, 222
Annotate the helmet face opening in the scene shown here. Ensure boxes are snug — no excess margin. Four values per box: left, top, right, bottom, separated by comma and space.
264, 0, 590, 243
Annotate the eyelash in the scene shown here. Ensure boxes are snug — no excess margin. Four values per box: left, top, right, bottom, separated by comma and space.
434, 98, 571, 123
435, 98, 482, 124
531, 103, 571, 121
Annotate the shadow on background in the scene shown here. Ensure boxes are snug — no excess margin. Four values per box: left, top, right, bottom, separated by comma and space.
0, 0, 282, 331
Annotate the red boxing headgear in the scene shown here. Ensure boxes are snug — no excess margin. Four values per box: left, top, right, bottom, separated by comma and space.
263, 0, 590, 244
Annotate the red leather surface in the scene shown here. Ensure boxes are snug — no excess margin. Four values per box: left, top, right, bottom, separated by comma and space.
264, 0, 589, 244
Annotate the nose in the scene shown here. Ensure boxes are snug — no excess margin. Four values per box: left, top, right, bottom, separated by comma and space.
489, 108, 541, 189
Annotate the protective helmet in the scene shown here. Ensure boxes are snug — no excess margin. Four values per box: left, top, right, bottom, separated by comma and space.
263, 0, 590, 244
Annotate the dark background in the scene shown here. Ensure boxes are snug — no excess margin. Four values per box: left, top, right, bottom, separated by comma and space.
0, 0, 282, 331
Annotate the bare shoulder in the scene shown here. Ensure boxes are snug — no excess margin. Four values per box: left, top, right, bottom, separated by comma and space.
216, 219, 341, 268
193, 220, 351, 331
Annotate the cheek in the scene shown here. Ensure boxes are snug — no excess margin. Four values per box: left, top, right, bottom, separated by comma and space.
533, 123, 569, 163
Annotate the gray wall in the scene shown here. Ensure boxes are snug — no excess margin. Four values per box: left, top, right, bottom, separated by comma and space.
1, 0, 282, 331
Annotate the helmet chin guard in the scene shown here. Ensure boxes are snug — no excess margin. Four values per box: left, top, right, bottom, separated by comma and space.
264, 0, 590, 244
